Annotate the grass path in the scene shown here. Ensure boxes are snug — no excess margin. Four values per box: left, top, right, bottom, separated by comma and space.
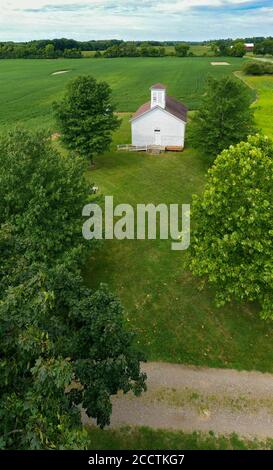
235, 71, 273, 138
83, 362, 273, 439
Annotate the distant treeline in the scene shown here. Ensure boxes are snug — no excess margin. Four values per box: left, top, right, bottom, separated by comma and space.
0, 40, 192, 59
1, 37, 273, 60
212, 37, 273, 57
0, 42, 83, 59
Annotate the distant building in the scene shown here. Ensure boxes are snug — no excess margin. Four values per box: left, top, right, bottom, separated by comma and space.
131, 84, 188, 150
244, 43, 254, 52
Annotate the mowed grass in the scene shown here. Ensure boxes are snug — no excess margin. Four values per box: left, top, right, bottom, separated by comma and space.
235, 71, 273, 138
84, 115, 273, 372
0, 56, 246, 130
86, 426, 273, 450
245, 75, 273, 138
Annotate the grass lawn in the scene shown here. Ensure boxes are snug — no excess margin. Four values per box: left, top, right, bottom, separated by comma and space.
0, 56, 247, 131
244, 74, 273, 138
86, 426, 273, 450
84, 115, 273, 372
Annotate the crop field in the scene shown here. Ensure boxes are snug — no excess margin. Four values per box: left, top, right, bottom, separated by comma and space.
0, 56, 247, 131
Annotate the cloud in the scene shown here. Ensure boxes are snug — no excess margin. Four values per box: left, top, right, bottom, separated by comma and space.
1, 1, 273, 41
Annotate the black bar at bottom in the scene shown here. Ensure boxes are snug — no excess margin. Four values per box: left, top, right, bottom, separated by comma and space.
0, 450, 272, 468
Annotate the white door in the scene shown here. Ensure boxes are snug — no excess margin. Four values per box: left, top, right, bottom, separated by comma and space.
154, 130, 161, 146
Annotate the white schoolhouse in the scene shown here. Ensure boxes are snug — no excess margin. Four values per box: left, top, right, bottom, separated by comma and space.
131, 83, 188, 150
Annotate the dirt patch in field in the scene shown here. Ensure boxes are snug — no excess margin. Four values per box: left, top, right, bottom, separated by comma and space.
211, 62, 230, 66
51, 70, 70, 75
51, 133, 61, 141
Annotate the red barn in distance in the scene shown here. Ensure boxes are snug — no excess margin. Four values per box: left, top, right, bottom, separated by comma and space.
244, 43, 254, 52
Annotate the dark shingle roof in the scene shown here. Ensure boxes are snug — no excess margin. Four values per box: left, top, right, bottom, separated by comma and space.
150, 83, 167, 90
132, 96, 188, 122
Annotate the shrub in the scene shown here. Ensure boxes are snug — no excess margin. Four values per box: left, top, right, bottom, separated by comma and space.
243, 61, 273, 75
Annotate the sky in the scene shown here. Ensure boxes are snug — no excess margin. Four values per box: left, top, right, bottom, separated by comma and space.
1, 0, 273, 42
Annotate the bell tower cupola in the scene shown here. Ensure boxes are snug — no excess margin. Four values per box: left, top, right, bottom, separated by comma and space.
150, 83, 166, 109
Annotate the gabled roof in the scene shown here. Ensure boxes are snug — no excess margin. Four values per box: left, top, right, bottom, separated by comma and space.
131, 96, 188, 123
150, 83, 166, 90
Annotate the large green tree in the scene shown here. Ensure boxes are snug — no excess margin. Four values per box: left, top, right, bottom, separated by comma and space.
0, 129, 146, 449
190, 134, 273, 320
230, 41, 246, 57
189, 76, 256, 157
175, 43, 190, 57
53, 76, 120, 165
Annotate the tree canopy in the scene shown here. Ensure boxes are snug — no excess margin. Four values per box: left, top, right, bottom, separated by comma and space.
53, 76, 120, 165
190, 134, 273, 320
230, 41, 246, 57
175, 43, 190, 57
189, 76, 256, 158
0, 128, 146, 449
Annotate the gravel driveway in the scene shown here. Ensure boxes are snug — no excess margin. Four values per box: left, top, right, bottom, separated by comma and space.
83, 362, 273, 439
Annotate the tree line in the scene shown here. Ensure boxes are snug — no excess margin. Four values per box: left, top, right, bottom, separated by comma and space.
0, 42, 82, 59
212, 37, 273, 57
1, 37, 273, 60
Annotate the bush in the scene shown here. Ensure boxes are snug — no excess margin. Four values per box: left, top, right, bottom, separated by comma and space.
243, 61, 273, 75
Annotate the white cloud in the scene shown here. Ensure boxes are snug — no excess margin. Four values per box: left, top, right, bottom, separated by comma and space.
0, 1, 272, 41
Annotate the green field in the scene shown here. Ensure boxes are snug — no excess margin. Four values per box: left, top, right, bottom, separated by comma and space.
0, 57, 247, 131
87, 426, 273, 450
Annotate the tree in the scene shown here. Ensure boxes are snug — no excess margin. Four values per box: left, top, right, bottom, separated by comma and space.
254, 38, 273, 56
63, 48, 82, 58
158, 47, 166, 57
215, 40, 232, 56
44, 43, 56, 58
175, 43, 190, 57
190, 134, 273, 320
189, 76, 256, 157
211, 42, 219, 56
53, 76, 120, 165
230, 41, 245, 57
0, 128, 146, 449
103, 45, 122, 58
